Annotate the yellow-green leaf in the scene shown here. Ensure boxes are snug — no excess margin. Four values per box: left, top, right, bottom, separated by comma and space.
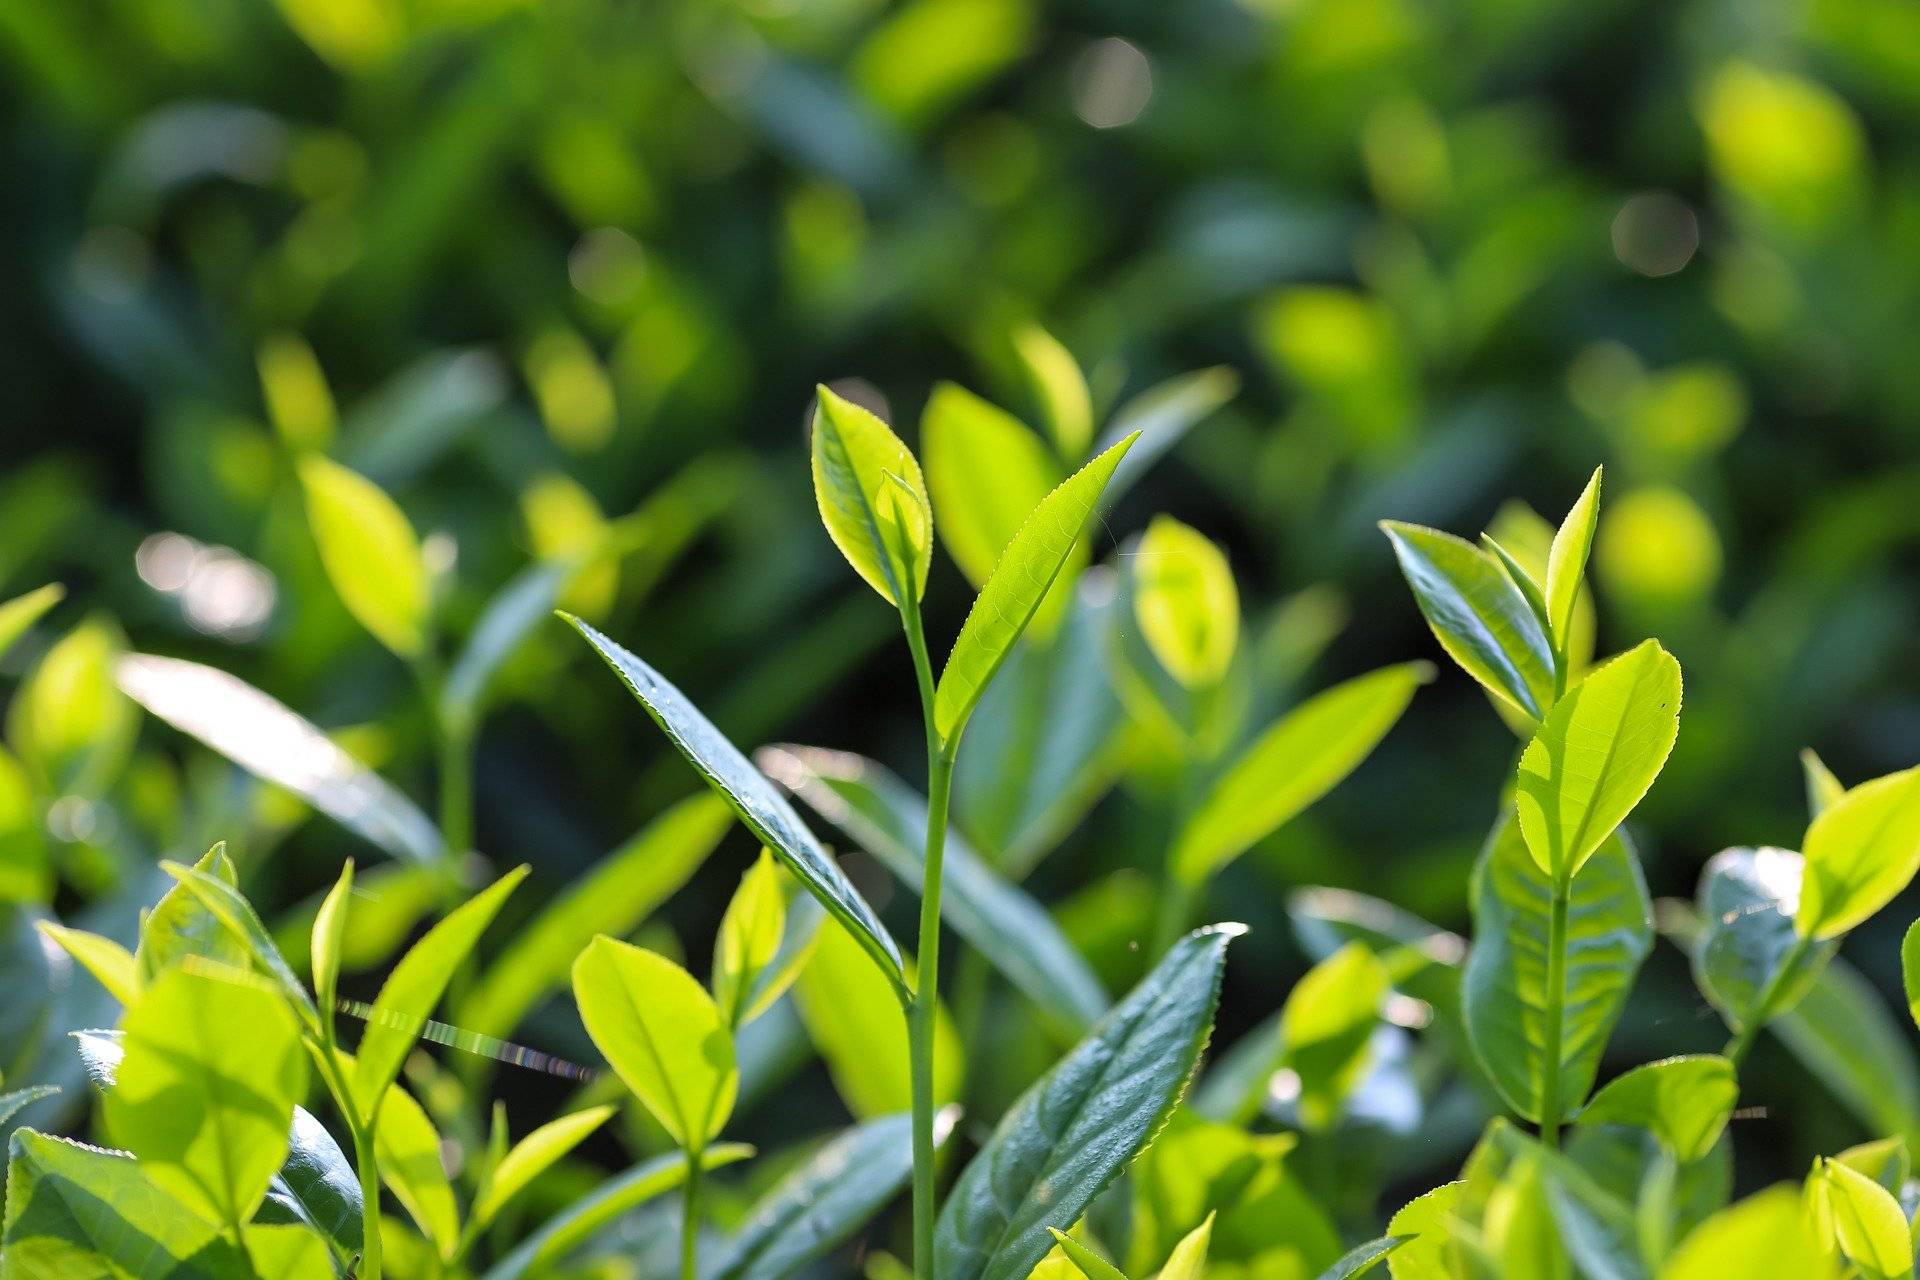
1045, 1230, 1129, 1280
1574, 1055, 1737, 1163
311, 859, 353, 1022
1811, 1157, 1912, 1278
0, 583, 63, 662
375, 1077, 459, 1258
1661, 1186, 1836, 1280
298, 454, 430, 657
1280, 944, 1386, 1131
1173, 663, 1429, 885
1545, 467, 1601, 653
935, 432, 1136, 741
1133, 516, 1238, 689
1802, 748, 1844, 819
1013, 325, 1093, 459
1515, 640, 1682, 880
7, 616, 136, 795
1157, 1212, 1214, 1280
572, 935, 737, 1149
472, 1105, 616, 1229
257, 332, 336, 451
793, 917, 961, 1119
924, 382, 1061, 589
713, 849, 787, 1029
810, 385, 932, 607
1796, 765, 1920, 939
35, 923, 140, 1008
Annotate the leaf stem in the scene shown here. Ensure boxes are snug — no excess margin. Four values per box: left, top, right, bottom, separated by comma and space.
900, 599, 950, 1280
1724, 932, 1815, 1071
351, 1118, 384, 1280
1539, 875, 1571, 1148
680, 1147, 703, 1280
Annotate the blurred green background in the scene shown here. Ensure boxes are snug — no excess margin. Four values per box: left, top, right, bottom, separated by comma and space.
5, 0, 1920, 1228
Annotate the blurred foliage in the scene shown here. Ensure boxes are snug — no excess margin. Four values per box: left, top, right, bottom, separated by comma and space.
3, 0, 1920, 1249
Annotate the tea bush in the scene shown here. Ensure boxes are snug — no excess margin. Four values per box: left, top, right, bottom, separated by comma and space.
6, 377, 1920, 1279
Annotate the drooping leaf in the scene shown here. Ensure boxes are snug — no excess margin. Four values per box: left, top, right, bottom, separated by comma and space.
1380, 521, 1556, 723
1133, 516, 1239, 689
120, 654, 444, 864
793, 914, 961, 1118
471, 1105, 615, 1229
297, 453, 430, 657
934, 432, 1137, 742
36, 923, 140, 1008
932, 923, 1237, 1280
353, 865, 528, 1114
922, 382, 1060, 591
762, 744, 1107, 1029
0, 584, 62, 662
1809, 1158, 1911, 1279
1514, 640, 1682, 880
479, 1145, 753, 1280
809, 385, 932, 607
1463, 813, 1653, 1124
564, 616, 904, 987
711, 849, 789, 1030
1575, 1056, 1737, 1163
1796, 765, 1920, 939
456, 792, 731, 1038
0, 1129, 235, 1274
707, 1112, 939, 1280
1802, 748, 1844, 818
1172, 662, 1430, 885
1012, 324, 1093, 459
1545, 468, 1602, 654
1693, 847, 1833, 1032
311, 860, 353, 1025
105, 966, 305, 1228
571, 936, 737, 1149
1279, 943, 1387, 1131
1660, 1186, 1837, 1280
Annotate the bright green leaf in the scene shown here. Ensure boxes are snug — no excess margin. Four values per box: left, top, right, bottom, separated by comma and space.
1173, 662, 1429, 885
571, 935, 737, 1149
159, 860, 321, 1036
8, 616, 136, 796
1134, 516, 1239, 689
472, 1105, 615, 1229
934, 432, 1137, 742
810, 385, 932, 607
1576, 1055, 1737, 1162
1796, 765, 1920, 939
1515, 640, 1682, 880
1013, 324, 1093, 459
0, 584, 62, 662
1279, 943, 1387, 1131
1802, 748, 1844, 818
923, 381, 1060, 590
1661, 1186, 1836, 1280
374, 1076, 459, 1258
297, 453, 430, 657
1, 1129, 234, 1272
35, 923, 140, 1008
1812, 1158, 1912, 1278
713, 850, 787, 1030
105, 966, 305, 1228
137, 842, 246, 984
1545, 467, 1602, 653
1157, 1212, 1214, 1280
311, 859, 353, 1025
1385, 1181, 1464, 1280
1047, 1230, 1129, 1280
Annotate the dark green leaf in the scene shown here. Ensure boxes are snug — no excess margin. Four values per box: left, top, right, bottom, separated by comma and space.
1693, 847, 1833, 1032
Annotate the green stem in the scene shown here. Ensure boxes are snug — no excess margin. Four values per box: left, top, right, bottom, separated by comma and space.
680, 1147, 703, 1280
1539, 876, 1571, 1149
352, 1120, 384, 1280
1724, 933, 1815, 1071
438, 715, 474, 867
900, 601, 950, 1280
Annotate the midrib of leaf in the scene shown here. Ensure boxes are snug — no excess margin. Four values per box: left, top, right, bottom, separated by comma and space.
821, 418, 906, 603
607, 974, 694, 1145
1561, 656, 1660, 866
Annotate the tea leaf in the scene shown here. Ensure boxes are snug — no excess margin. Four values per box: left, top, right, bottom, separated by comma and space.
1545, 467, 1602, 652
471, 1105, 616, 1229
136, 841, 245, 982
1810, 1158, 1911, 1278
244, 1224, 332, 1278
933, 923, 1237, 1280
713, 849, 788, 1029
353, 865, 528, 1114
708, 1112, 936, 1280
1047, 1231, 1130, 1279
1, 1129, 236, 1271
120, 653, 445, 864
1773, 954, 1920, 1148
1904, 918, 1920, 1031
1315, 1236, 1407, 1280
8, 617, 135, 796
1694, 847, 1832, 1032
480, 1145, 754, 1280
1157, 1212, 1214, 1280
297, 453, 430, 657
311, 860, 353, 1025
1575, 1055, 1736, 1162
105, 966, 305, 1228
565, 616, 905, 987
1514, 640, 1682, 880
1380, 521, 1556, 723
1094, 367, 1238, 510
1384, 1180, 1464, 1280
1173, 662, 1429, 885
456, 792, 731, 1038
934, 432, 1137, 742
1133, 516, 1238, 689
1013, 324, 1093, 459
374, 1077, 459, 1257
923, 382, 1060, 590
160, 859, 320, 1034
1279, 943, 1387, 1131
571, 936, 737, 1149
0, 583, 62, 661
1661, 1186, 1836, 1280
0, 1087, 57, 1129
794, 915, 961, 1118
1801, 748, 1844, 818
810, 385, 931, 607
1796, 765, 1920, 939
762, 744, 1108, 1029
35, 923, 140, 1008
1464, 814, 1652, 1124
